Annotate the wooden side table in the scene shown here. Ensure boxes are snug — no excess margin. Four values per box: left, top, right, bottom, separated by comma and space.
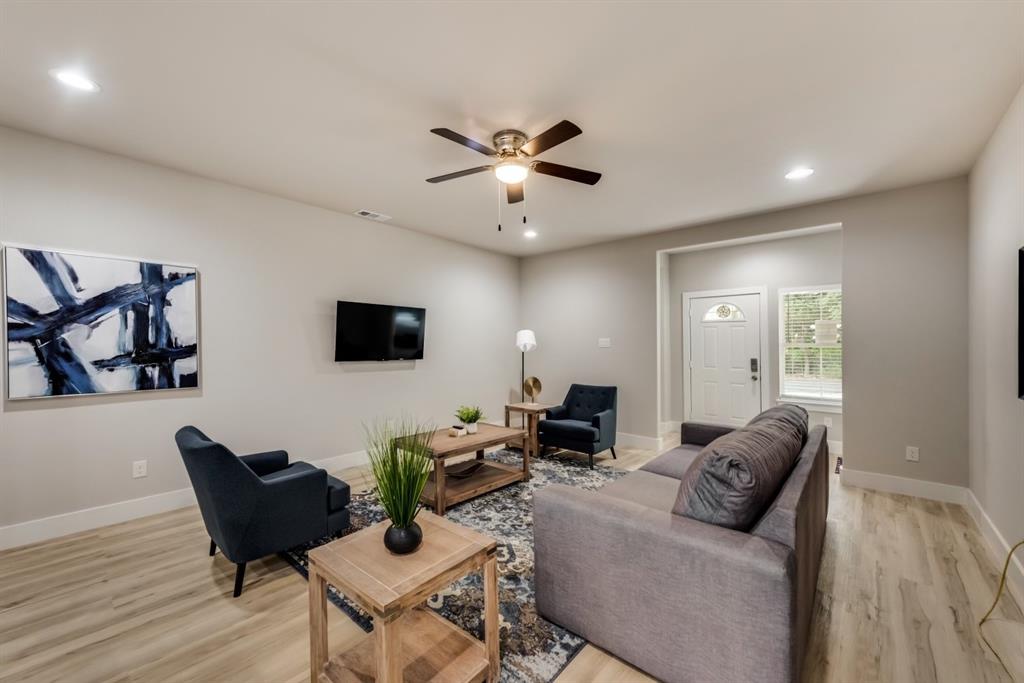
505, 402, 555, 463
308, 512, 500, 683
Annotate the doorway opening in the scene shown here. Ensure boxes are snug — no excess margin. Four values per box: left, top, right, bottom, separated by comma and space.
655, 223, 844, 448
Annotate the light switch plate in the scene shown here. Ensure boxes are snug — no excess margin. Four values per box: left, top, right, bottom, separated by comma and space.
598, 337, 612, 348
132, 460, 148, 478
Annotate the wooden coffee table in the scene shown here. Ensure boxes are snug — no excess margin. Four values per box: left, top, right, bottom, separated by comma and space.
308, 512, 499, 683
409, 423, 527, 516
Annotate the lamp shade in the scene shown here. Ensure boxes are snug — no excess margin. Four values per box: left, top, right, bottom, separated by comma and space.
515, 329, 537, 353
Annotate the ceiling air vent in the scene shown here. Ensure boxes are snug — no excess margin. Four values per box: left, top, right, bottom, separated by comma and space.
354, 209, 392, 222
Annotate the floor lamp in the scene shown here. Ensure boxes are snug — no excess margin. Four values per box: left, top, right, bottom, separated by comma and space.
515, 329, 537, 402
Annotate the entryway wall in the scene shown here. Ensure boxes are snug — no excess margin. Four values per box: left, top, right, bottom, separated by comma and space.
665, 228, 843, 444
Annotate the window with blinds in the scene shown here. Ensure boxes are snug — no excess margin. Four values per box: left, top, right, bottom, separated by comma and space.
779, 286, 842, 404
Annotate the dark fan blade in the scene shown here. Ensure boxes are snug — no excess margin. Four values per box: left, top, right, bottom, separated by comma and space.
430, 128, 497, 156
533, 161, 601, 185
506, 182, 524, 204
426, 166, 492, 183
520, 120, 582, 157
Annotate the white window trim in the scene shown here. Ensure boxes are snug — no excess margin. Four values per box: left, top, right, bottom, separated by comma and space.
777, 397, 843, 414
778, 284, 843, 410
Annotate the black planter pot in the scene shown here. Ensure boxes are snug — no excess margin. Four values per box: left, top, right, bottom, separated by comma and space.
383, 521, 423, 555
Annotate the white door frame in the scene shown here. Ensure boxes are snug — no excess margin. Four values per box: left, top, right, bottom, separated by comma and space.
682, 286, 771, 422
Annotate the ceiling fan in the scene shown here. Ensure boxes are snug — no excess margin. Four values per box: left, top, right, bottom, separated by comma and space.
426, 120, 601, 209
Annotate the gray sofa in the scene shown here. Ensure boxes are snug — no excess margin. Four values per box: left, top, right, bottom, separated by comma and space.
534, 419, 829, 683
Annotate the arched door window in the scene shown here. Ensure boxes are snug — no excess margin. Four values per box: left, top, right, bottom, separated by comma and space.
701, 302, 746, 322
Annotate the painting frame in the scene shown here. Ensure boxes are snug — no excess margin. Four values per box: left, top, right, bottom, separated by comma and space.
2, 243, 201, 401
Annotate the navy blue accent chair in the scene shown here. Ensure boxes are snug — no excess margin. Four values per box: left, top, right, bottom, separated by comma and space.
175, 426, 350, 597
538, 384, 618, 469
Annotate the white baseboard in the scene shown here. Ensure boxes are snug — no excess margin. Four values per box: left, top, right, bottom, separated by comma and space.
812, 468, 1023, 608
311, 449, 370, 473
964, 489, 1024, 607
659, 421, 677, 436
615, 431, 662, 451
828, 440, 843, 455
0, 486, 197, 551
0, 448, 370, 552
840, 468, 967, 504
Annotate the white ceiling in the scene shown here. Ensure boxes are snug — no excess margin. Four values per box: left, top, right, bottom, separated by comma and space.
1, 2, 1021, 256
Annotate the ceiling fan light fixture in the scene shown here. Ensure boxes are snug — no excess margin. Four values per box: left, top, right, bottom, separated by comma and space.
494, 160, 529, 184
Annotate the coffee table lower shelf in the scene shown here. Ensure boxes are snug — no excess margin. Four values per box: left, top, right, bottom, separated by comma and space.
420, 460, 524, 511
317, 608, 488, 683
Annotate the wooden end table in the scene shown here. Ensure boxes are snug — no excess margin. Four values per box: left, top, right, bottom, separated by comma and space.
408, 423, 527, 516
308, 512, 500, 683
504, 402, 556, 462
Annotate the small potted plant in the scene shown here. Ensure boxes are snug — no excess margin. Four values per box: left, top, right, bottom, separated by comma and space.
365, 419, 434, 555
455, 405, 485, 434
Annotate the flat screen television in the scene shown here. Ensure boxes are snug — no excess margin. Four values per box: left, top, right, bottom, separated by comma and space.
335, 301, 426, 362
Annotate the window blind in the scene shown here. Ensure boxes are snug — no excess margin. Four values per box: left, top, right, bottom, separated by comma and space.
780, 287, 842, 402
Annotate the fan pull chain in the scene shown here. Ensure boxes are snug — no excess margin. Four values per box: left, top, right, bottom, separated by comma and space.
497, 180, 502, 232
523, 185, 527, 224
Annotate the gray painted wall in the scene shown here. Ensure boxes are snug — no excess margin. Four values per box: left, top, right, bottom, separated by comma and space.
521, 177, 968, 486
968, 85, 1024, 562
0, 124, 978, 528
666, 230, 844, 441
0, 127, 522, 526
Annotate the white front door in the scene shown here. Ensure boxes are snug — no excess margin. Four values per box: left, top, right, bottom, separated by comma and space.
687, 293, 762, 426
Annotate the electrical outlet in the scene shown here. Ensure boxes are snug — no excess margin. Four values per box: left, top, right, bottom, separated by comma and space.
132, 460, 148, 478
823, 417, 833, 428
598, 337, 612, 348
905, 446, 919, 463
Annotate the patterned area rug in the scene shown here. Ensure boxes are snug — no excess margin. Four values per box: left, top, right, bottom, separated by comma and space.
280, 449, 625, 683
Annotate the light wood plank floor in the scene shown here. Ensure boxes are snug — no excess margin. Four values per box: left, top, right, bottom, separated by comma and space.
1, 444, 1021, 683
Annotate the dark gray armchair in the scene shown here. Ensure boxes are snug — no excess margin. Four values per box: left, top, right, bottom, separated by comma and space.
175, 426, 350, 596
538, 384, 618, 469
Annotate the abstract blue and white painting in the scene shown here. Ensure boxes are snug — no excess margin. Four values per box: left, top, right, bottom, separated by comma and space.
4, 246, 198, 399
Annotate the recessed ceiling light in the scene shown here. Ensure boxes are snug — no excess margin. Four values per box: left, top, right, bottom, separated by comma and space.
785, 166, 814, 180
523, 229, 538, 239
49, 68, 100, 92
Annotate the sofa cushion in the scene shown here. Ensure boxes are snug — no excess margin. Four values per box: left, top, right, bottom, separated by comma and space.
600, 470, 682, 513
538, 418, 599, 442
639, 445, 702, 480
672, 405, 808, 530
748, 404, 810, 435
679, 422, 736, 447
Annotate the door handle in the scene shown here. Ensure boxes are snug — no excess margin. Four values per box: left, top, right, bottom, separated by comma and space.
751, 375, 759, 381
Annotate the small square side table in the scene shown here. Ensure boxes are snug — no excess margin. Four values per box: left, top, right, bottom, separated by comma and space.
308, 512, 500, 683
504, 402, 556, 463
